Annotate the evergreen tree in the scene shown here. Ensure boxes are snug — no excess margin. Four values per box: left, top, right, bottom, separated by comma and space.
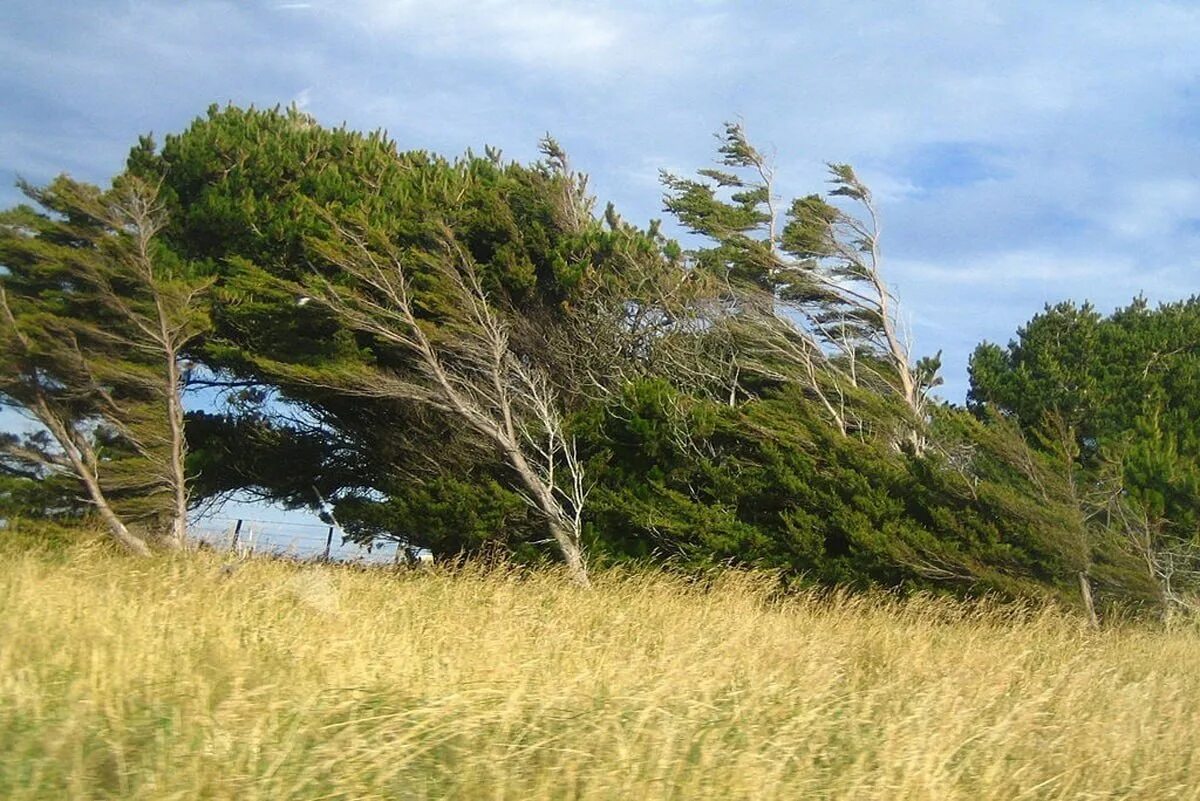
970, 296, 1200, 608
661, 123, 938, 447
131, 105, 673, 565
0, 176, 210, 551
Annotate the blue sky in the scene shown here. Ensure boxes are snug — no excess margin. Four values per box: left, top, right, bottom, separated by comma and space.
3, 1, 1199, 404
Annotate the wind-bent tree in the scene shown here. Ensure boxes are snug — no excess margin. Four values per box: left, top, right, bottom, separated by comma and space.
131, 105, 684, 563
290, 217, 591, 585
662, 123, 938, 447
784, 165, 940, 426
0, 104, 1168, 615
970, 297, 1200, 610
0, 176, 210, 551
0, 289, 149, 553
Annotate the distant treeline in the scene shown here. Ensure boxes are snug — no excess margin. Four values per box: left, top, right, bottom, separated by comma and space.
2, 105, 1197, 614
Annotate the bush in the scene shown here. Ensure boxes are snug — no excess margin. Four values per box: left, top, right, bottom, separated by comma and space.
576, 380, 1152, 607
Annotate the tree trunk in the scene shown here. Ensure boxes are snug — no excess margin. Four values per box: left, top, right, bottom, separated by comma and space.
88, 481, 153, 556
1079, 571, 1099, 629
165, 356, 190, 550
547, 515, 590, 588
38, 398, 151, 556
68, 445, 151, 556
504, 444, 590, 587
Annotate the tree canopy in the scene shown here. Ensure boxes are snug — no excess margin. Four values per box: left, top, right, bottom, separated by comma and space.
0, 104, 1187, 615
970, 297, 1200, 607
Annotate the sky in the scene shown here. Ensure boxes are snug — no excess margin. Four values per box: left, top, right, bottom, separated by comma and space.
3, 1, 1199, 525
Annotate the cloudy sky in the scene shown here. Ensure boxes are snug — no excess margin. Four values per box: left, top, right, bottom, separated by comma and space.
4, 0, 1200, 405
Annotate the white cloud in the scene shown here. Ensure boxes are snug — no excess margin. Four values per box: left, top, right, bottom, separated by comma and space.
293, 0, 723, 78
893, 251, 1135, 290
1101, 179, 1200, 240
357, 0, 619, 64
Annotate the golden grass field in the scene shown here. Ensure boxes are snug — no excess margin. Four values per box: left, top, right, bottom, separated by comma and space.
2, 533, 1200, 800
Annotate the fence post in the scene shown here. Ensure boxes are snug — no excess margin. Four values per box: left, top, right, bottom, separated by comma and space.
324, 526, 334, 561
231, 519, 243, 552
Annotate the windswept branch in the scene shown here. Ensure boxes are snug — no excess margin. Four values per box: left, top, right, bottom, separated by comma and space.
300, 214, 592, 585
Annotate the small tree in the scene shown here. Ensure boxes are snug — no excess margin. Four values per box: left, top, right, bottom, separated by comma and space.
663, 123, 937, 448
284, 215, 592, 585
0, 176, 210, 551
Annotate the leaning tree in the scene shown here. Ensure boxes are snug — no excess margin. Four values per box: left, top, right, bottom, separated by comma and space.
0, 175, 210, 552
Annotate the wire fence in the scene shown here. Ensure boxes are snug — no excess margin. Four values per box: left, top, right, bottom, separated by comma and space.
189, 516, 406, 565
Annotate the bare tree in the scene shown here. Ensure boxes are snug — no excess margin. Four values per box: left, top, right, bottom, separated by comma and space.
296, 217, 592, 586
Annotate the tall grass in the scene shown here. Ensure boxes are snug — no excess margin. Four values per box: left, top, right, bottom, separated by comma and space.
2, 535, 1199, 799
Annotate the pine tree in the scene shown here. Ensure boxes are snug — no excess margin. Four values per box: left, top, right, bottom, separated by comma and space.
662, 123, 937, 447
0, 175, 210, 551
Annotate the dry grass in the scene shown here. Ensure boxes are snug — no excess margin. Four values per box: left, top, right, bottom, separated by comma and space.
2, 537, 1199, 800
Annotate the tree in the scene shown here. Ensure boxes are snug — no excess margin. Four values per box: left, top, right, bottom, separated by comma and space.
132, 105, 684, 561
570, 378, 1133, 608
0, 176, 210, 551
285, 216, 592, 585
782, 165, 939, 431
662, 123, 936, 448
970, 296, 1200, 610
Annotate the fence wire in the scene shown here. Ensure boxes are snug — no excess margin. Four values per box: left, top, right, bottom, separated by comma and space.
190, 517, 405, 565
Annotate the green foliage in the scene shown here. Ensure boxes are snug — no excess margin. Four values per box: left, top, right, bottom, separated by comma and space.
660, 122, 778, 288
132, 106, 673, 546
334, 475, 537, 560
0, 432, 88, 521
574, 379, 1111, 604
662, 124, 931, 429
136, 104, 611, 314
0, 175, 210, 540
970, 296, 1200, 544
2, 105, 1176, 611
186, 405, 539, 558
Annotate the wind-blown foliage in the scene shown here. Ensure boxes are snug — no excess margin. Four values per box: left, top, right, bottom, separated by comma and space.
572, 379, 1153, 607
130, 105, 694, 565
0, 176, 210, 552
662, 123, 937, 448
0, 105, 1181, 614
970, 297, 1200, 609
